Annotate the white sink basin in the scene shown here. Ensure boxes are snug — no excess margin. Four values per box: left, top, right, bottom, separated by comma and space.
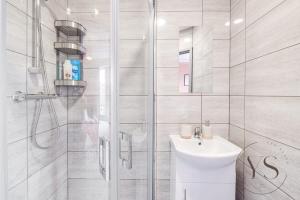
169, 135, 242, 200
169, 135, 242, 168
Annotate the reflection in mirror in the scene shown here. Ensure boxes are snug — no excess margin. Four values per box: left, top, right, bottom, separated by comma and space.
178, 26, 213, 93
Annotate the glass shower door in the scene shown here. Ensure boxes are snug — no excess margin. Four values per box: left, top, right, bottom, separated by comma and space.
116, 0, 155, 200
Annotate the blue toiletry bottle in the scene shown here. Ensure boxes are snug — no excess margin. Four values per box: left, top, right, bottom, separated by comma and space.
71, 59, 81, 80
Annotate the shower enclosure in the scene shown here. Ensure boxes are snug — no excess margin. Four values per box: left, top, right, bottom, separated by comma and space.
0, 0, 155, 199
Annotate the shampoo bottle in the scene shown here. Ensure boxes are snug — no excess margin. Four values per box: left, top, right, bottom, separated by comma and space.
63, 60, 72, 80
202, 120, 213, 139
71, 59, 81, 81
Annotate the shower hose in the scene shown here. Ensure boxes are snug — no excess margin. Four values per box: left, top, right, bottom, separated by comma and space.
31, 0, 60, 149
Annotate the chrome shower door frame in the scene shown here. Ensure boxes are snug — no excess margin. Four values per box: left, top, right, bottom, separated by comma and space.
110, 0, 156, 199
0, 0, 8, 199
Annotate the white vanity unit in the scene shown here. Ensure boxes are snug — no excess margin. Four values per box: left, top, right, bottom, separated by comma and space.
169, 135, 242, 200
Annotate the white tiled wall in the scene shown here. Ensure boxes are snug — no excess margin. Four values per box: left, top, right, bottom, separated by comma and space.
6, 0, 68, 199
229, 0, 300, 199
155, 0, 230, 199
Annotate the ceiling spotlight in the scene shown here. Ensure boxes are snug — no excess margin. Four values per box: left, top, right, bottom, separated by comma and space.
233, 18, 244, 24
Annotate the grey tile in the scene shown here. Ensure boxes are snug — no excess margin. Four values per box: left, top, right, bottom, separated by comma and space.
119, 123, 148, 152
244, 131, 300, 199
120, 68, 147, 95
246, 0, 285, 26
230, 63, 245, 95
48, 181, 67, 200
6, 4, 27, 54
119, 180, 147, 200
120, 0, 149, 11
157, 124, 179, 152
156, 180, 170, 200
230, 30, 245, 67
156, 152, 170, 180
246, 44, 300, 96
236, 159, 244, 199
245, 97, 300, 149
28, 154, 67, 200
27, 97, 68, 134
119, 152, 148, 180
211, 123, 229, 139
231, 0, 241, 9
229, 125, 244, 148
8, 139, 27, 189
68, 124, 99, 152
157, 0, 202, 11
28, 126, 67, 176
6, 99, 27, 143
7, 0, 27, 13
83, 40, 110, 69
120, 40, 147, 68
157, 96, 202, 123
156, 68, 180, 95
202, 96, 229, 123
69, 12, 111, 41
246, 0, 300, 60
212, 39, 230, 68
6, 50, 26, 95
8, 181, 27, 200
68, 152, 102, 179
203, 68, 229, 96
203, 12, 230, 39
157, 12, 202, 39
40, 25, 56, 63
203, 0, 230, 11
157, 40, 178, 68
230, 96, 244, 128
119, 96, 146, 123
40, 3, 66, 32
84, 68, 100, 95
68, 179, 109, 200
68, 96, 99, 124
68, 0, 110, 12
27, 61, 56, 94
120, 12, 149, 39
230, 0, 245, 37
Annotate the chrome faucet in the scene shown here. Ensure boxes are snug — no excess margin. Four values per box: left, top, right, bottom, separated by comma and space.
194, 127, 202, 139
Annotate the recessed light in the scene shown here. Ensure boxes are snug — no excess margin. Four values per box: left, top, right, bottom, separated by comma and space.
225, 21, 230, 26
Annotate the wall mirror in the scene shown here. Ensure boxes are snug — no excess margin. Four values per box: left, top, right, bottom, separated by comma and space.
178, 26, 213, 93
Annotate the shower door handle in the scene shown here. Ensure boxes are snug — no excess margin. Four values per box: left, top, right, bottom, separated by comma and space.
119, 131, 133, 169
99, 137, 110, 181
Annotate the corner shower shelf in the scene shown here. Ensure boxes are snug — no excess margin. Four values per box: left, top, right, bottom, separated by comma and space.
54, 80, 87, 96
54, 42, 86, 55
54, 80, 87, 87
55, 20, 87, 36
54, 19, 87, 97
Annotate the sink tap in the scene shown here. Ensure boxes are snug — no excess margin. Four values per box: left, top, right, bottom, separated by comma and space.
194, 127, 202, 139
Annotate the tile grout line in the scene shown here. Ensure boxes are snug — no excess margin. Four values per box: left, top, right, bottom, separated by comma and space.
242, 0, 246, 198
